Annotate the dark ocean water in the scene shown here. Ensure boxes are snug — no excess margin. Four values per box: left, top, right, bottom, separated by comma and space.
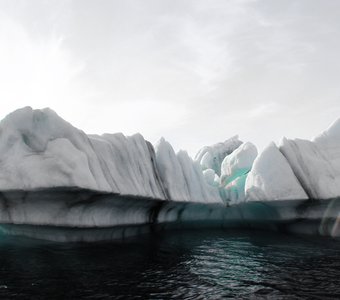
0, 229, 339, 299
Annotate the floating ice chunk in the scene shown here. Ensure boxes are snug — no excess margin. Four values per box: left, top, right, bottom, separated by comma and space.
245, 142, 308, 201
220, 142, 258, 187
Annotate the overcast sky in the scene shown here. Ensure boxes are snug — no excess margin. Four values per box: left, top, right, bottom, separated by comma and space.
0, 0, 339, 155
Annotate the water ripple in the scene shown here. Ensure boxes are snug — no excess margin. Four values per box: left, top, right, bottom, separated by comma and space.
0, 230, 339, 299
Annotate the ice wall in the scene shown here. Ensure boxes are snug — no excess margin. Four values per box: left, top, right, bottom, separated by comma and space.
198, 118, 340, 203
0, 190, 339, 241
0, 107, 170, 199
0, 107, 221, 203
0, 107, 340, 205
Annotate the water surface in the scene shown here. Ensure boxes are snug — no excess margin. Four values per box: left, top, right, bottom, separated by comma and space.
0, 229, 339, 299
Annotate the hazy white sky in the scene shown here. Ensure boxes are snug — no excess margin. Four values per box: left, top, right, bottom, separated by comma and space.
0, 0, 340, 155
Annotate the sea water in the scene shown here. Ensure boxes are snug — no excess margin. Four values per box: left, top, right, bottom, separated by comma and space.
0, 229, 339, 299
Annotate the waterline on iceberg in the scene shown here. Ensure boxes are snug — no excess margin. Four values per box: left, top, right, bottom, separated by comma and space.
0, 189, 339, 241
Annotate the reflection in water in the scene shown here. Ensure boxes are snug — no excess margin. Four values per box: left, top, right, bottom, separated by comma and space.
321, 198, 340, 237
0, 229, 339, 299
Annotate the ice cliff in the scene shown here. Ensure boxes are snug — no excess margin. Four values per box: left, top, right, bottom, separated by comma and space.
0, 107, 166, 199
0, 107, 339, 204
0, 107, 220, 203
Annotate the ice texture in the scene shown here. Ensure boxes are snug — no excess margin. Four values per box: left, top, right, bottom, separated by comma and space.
195, 136, 242, 175
224, 174, 248, 204
280, 118, 340, 199
1, 106, 340, 206
245, 142, 308, 201
89, 133, 166, 199
214, 142, 257, 204
0, 107, 110, 192
0, 107, 221, 203
0, 107, 340, 240
220, 142, 258, 186
1, 190, 339, 241
0, 107, 168, 199
155, 138, 221, 202
202, 169, 220, 187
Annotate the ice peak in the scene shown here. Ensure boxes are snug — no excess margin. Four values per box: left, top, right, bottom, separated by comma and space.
314, 117, 340, 144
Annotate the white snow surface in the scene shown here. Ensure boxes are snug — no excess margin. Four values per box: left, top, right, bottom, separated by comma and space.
280, 118, 340, 199
245, 142, 308, 201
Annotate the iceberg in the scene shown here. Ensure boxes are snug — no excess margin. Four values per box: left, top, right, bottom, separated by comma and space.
0, 106, 339, 241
